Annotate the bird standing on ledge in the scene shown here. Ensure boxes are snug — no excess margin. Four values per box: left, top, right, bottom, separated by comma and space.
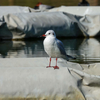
78, 0, 90, 6
34, 2, 54, 10
42, 30, 76, 69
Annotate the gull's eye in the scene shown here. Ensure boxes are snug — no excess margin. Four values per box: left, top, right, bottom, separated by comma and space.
53, 33, 54, 35
49, 33, 50, 35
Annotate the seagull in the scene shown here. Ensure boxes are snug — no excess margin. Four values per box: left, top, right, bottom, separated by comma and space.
34, 2, 54, 10
78, 0, 90, 6
42, 30, 76, 69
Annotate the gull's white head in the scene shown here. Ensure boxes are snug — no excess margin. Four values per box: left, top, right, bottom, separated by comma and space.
42, 30, 56, 37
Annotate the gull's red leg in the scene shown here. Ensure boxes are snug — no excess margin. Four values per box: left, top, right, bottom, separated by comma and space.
46, 58, 52, 68
56, 58, 57, 66
53, 58, 59, 69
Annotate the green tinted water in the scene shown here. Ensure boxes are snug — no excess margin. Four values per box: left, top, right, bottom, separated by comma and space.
0, 0, 100, 8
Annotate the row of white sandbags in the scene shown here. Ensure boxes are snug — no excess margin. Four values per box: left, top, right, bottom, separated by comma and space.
0, 6, 100, 39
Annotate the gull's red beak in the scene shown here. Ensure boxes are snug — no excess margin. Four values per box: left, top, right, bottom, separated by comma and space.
42, 34, 46, 37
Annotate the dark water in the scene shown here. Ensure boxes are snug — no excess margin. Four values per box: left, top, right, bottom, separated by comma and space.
0, 38, 100, 64
0, 0, 100, 7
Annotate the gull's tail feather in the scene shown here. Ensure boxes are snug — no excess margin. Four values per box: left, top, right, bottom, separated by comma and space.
62, 54, 76, 61
66, 54, 76, 60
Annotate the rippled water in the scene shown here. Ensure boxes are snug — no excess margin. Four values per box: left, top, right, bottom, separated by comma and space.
0, 38, 100, 64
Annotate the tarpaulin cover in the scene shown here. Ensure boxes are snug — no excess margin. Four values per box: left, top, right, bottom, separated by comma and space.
0, 6, 100, 39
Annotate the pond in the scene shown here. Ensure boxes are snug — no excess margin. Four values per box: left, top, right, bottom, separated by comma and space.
0, 0, 100, 7
0, 38, 100, 64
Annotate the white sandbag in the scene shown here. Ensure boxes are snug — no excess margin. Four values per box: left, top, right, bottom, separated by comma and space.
0, 58, 100, 100
0, 6, 35, 17
0, 6, 100, 39
48, 6, 100, 16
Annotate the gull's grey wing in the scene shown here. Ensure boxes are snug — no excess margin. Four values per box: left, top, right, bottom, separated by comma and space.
56, 39, 67, 56
56, 39, 76, 60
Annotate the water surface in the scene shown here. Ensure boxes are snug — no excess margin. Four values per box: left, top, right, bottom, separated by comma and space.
0, 38, 100, 64
0, 0, 99, 7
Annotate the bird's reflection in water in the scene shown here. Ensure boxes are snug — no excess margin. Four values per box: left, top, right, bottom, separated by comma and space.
0, 38, 100, 64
